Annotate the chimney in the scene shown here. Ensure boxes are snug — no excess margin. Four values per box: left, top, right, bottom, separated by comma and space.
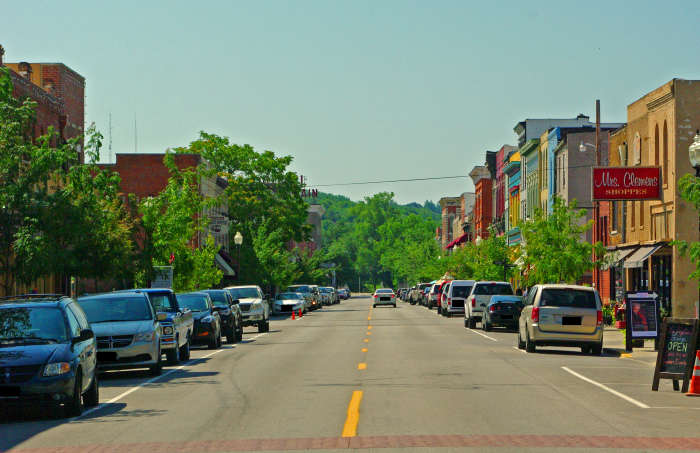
0, 45, 4, 66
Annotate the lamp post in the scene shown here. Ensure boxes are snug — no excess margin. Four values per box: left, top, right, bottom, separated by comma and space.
234, 231, 243, 281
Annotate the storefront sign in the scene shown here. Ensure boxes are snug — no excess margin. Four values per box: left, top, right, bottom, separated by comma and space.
627, 294, 658, 338
652, 318, 699, 393
592, 167, 661, 200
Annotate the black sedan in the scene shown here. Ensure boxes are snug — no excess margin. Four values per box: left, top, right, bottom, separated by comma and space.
176, 293, 222, 349
0, 294, 98, 417
483, 295, 523, 331
201, 289, 243, 344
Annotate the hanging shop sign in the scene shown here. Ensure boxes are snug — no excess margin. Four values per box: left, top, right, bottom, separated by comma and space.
652, 318, 699, 393
592, 166, 661, 201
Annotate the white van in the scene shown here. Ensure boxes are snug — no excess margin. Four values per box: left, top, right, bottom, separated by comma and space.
441, 280, 475, 317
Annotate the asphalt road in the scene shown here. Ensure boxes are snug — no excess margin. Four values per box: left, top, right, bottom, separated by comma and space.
1, 296, 699, 452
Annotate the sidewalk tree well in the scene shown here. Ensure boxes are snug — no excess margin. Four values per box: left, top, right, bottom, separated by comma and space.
519, 197, 606, 286
0, 67, 132, 293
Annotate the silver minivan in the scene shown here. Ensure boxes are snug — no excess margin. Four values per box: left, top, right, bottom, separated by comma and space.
517, 284, 604, 354
441, 280, 475, 317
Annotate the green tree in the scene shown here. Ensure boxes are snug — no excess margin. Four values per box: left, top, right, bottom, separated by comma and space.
134, 153, 222, 291
520, 197, 604, 286
673, 173, 700, 284
0, 67, 132, 293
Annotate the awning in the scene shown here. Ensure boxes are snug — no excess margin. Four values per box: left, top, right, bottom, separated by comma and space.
623, 244, 664, 269
446, 232, 469, 249
215, 251, 236, 276
602, 247, 636, 270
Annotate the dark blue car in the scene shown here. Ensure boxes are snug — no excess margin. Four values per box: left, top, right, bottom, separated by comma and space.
0, 294, 99, 417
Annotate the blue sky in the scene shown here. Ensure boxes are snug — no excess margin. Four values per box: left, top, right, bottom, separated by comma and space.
3, 0, 699, 204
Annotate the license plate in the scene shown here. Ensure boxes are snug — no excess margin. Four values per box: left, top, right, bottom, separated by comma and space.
562, 316, 582, 326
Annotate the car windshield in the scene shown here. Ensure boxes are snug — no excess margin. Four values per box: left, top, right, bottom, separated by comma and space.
320, 288, 332, 293
277, 293, 300, 300
539, 289, 597, 308
451, 286, 473, 298
0, 307, 69, 344
228, 288, 260, 299
177, 295, 210, 312
288, 286, 310, 293
474, 284, 513, 296
79, 296, 153, 323
204, 292, 229, 307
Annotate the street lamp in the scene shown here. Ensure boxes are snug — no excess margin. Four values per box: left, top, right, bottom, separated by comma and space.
688, 130, 700, 176
234, 231, 243, 281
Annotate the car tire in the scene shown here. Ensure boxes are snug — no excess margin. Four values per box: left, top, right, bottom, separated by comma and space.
149, 350, 163, 376
83, 373, 99, 408
517, 329, 525, 349
166, 336, 180, 364
393, 304, 397, 308
180, 337, 191, 361
468, 317, 477, 329
208, 333, 218, 350
437, 307, 441, 315
581, 345, 591, 354
591, 343, 603, 356
525, 330, 536, 353
258, 319, 269, 333
464, 318, 469, 328
484, 321, 491, 331
236, 325, 243, 342
225, 328, 236, 344
373, 304, 376, 308
65, 370, 83, 417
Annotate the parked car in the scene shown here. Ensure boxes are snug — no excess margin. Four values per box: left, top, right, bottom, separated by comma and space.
372, 289, 397, 308
78, 292, 166, 375
319, 287, 334, 305
287, 284, 321, 310
441, 280, 475, 317
117, 288, 194, 365
338, 288, 350, 300
427, 284, 441, 309
273, 292, 306, 315
176, 292, 222, 349
410, 283, 431, 305
464, 281, 514, 328
0, 294, 99, 417
225, 285, 270, 332
517, 284, 603, 355
419, 286, 431, 306
483, 295, 522, 331
201, 289, 243, 343
437, 281, 451, 315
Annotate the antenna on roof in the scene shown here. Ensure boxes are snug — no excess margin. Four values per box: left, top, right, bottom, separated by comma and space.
108, 112, 113, 163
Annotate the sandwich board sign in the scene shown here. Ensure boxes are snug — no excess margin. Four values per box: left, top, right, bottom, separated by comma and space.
652, 318, 699, 393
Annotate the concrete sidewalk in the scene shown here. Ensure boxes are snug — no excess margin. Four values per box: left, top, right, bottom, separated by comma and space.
603, 326, 658, 365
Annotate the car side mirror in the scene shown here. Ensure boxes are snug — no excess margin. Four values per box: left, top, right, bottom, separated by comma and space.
74, 329, 94, 344
156, 313, 168, 321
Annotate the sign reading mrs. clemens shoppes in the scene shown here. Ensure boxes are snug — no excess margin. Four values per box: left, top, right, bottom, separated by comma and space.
592, 166, 662, 201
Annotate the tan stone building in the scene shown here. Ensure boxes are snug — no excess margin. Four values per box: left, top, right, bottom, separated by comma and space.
603, 79, 700, 318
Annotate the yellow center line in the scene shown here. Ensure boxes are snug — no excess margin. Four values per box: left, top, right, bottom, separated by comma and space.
342, 390, 363, 437
367, 326, 372, 330
361, 348, 368, 352
364, 338, 369, 343
367, 332, 372, 335
357, 362, 367, 370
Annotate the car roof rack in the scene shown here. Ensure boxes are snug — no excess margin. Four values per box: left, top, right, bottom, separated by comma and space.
0, 293, 68, 302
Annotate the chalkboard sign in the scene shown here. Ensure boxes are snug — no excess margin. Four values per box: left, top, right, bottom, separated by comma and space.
652, 318, 699, 393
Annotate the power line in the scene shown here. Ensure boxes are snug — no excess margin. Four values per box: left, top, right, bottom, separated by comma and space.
314, 175, 469, 187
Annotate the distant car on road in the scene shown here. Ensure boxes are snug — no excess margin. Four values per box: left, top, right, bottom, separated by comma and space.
438, 281, 451, 315
0, 294, 99, 417
483, 295, 522, 331
517, 284, 603, 355
176, 292, 222, 349
200, 289, 243, 344
78, 292, 166, 375
441, 280, 474, 317
338, 288, 350, 300
372, 289, 397, 308
464, 281, 513, 329
287, 284, 321, 310
319, 287, 334, 305
225, 285, 270, 332
273, 292, 306, 315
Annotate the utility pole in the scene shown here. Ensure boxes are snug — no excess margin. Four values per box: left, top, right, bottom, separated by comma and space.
594, 100, 601, 289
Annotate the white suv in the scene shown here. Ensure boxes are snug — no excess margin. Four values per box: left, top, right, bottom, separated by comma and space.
441, 280, 475, 317
225, 285, 270, 332
464, 281, 513, 328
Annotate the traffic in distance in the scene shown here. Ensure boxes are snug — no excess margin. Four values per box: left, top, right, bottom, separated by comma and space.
0, 283, 350, 418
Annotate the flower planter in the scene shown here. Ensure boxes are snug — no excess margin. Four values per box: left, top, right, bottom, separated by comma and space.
615, 320, 626, 329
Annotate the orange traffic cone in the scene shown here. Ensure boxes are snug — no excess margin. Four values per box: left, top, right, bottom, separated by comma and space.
291, 310, 295, 320
687, 350, 700, 397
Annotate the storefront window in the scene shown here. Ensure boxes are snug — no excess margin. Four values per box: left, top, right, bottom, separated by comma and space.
651, 254, 672, 317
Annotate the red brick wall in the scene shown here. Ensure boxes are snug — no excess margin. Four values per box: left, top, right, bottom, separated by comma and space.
40, 64, 84, 141
475, 179, 493, 239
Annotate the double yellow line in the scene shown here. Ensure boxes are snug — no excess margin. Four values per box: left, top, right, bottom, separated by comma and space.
341, 302, 373, 437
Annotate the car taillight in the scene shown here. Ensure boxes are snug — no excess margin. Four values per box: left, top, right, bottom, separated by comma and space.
596, 310, 603, 326
391, 294, 395, 298
489, 305, 495, 313
373, 295, 378, 298
531, 306, 540, 322
447, 297, 451, 305
471, 297, 476, 307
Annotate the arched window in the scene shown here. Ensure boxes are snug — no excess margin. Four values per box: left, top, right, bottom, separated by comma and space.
654, 124, 660, 166
663, 121, 668, 184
